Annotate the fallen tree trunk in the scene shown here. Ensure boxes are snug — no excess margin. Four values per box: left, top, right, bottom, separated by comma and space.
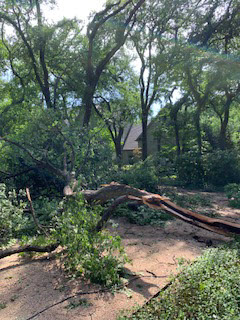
141, 194, 240, 236
82, 182, 150, 203
1, 183, 240, 259
82, 183, 240, 236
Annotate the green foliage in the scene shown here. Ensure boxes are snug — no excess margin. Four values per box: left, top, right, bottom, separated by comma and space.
176, 151, 204, 188
33, 196, 59, 225
120, 244, 240, 320
176, 150, 240, 188
164, 191, 212, 209
117, 158, 159, 192
224, 183, 240, 208
0, 184, 28, 246
203, 150, 240, 187
114, 204, 173, 226
54, 194, 129, 287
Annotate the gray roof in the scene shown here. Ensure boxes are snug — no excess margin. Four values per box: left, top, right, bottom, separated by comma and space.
122, 124, 142, 151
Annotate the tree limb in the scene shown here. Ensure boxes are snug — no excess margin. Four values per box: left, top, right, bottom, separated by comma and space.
82, 183, 240, 236
0, 243, 59, 259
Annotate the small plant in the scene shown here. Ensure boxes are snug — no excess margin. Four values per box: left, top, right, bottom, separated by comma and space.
54, 194, 129, 287
224, 183, 240, 208
65, 298, 92, 309
0, 302, 7, 310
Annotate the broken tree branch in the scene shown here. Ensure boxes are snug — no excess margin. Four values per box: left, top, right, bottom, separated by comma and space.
82, 183, 240, 236
26, 188, 49, 236
0, 243, 59, 259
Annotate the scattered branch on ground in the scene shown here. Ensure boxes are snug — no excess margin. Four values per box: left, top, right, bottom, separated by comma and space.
25, 273, 167, 320
0, 243, 59, 259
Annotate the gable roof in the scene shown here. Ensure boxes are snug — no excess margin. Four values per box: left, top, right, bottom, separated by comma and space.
122, 124, 142, 151
136, 120, 154, 141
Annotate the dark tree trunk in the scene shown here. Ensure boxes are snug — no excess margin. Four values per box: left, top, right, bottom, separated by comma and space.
114, 133, 123, 166
173, 114, 181, 157
82, 81, 96, 126
195, 107, 202, 154
142, 114, 148, 161
219, 97, 231, 150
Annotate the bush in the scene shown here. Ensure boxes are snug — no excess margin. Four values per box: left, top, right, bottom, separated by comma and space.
203, 150, 240, 187
117, 157, 159, 192
0, 184, 28, 246
224, 183, 240, 208
119, 244, 240, 319
175, 150, 240, 188
54, 194, 129, 287
176, 151, 204, 188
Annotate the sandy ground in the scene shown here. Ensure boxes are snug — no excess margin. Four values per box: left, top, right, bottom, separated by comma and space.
1, 191, 239, 320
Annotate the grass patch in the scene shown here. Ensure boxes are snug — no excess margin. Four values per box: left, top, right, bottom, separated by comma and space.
119, 242, 240, 320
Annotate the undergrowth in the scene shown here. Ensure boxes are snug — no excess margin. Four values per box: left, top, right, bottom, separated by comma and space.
225, 183, 240, 208
118, 240, 240, 319
114, 204, 173, 226
54, 194, 129, 287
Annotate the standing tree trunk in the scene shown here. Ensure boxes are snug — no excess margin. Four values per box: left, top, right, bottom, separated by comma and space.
82, 0, 146, 127
169, 94, 189, 157
195, 107, 202, 154
142, 113, 148, 160
219, 92, 232, 150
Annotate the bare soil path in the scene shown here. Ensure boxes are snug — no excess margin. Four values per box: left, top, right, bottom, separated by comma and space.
1, 191, 239, 320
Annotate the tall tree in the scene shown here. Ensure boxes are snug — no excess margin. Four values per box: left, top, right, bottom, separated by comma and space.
0, 0, 83, 113
81, 0, 145, 127
132, 0, 187, 160
93, 50, 140, 164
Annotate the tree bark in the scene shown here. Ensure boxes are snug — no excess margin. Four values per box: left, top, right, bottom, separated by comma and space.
141, 114, 148, 160
219, 94, 232, 150
0, 243, 59, 259
2, 183, 240, 259
81, 183, 240, 236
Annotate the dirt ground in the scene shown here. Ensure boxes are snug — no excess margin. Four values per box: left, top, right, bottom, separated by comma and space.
1, 191, 240, 320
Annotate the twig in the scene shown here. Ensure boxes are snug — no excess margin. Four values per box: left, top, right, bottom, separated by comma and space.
26, 188, 49, 236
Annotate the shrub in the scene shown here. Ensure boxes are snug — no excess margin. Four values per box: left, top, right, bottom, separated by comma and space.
118, 157, 159, 192
0, 184, 28, 246
175, 150, 240, 188
176, 151, 204, 188
203, 150, 240, 187
119, 244, 240, 319
54, 194, 129, 287
224, 183, 240, 208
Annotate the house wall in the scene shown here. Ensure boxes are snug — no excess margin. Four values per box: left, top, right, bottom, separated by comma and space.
122, 122, 160, 164
122, 150, 132, 164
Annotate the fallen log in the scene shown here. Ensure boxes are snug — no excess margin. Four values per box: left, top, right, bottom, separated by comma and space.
82, 182, 149, 204
141, 194, 240, 236
1, 183, 240, 259
82, 183, 240, 236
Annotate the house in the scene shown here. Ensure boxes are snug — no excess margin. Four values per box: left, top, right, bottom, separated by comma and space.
122, 121, 160, 164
